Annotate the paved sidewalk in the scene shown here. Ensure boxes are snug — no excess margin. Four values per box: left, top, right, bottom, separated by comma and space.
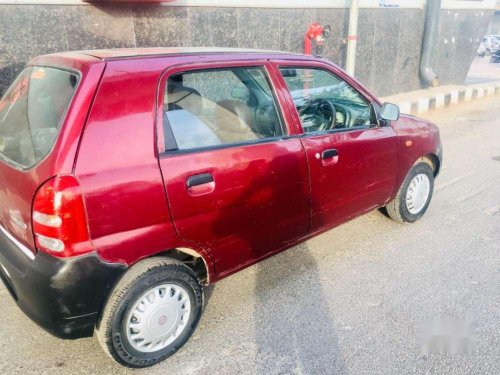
381, 80, 500, 115
382, 56, 500, 115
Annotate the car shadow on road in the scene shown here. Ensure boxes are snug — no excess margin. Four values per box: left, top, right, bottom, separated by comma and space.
253, 243, 346, 374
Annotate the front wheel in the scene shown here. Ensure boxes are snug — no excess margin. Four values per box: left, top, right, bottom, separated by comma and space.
386, 162, 434, 223
96, 258, 203, 368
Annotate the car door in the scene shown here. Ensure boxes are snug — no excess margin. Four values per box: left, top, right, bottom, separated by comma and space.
157, 61, 310, 276
275, 62, 398, 232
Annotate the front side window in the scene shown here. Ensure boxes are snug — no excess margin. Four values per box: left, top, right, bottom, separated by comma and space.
163, 67, 284, 151
280, 67, 373, 133
0, 67, 79, 168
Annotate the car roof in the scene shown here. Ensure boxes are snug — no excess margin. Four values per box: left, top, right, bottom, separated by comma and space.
30, 47, 323, 76
79, 47, 308, 60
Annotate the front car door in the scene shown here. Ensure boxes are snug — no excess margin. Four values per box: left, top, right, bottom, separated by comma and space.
275, 61, 398, 232
157, 61, 310, 277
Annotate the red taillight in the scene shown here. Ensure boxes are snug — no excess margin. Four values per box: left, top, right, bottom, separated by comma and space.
32, 175, 93, 258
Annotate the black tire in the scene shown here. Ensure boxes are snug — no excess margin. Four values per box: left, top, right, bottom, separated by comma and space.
386, 162, 434, 223
96, 258, 203, 368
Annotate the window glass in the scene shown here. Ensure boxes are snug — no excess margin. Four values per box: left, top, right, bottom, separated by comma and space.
163, 67, 283, 151
0, 67, 79, 168
280, 67, 373, 133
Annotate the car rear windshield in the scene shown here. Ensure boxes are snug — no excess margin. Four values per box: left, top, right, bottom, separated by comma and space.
0, 66, 79, 169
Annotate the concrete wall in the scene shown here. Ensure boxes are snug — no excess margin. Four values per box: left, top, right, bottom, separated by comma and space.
0, 2, 494, 96
436, 9, 493, 85
487, 11, 500, 33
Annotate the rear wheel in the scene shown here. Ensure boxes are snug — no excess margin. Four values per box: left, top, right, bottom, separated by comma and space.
96, 258, 203, 368
386, 162, 434, 223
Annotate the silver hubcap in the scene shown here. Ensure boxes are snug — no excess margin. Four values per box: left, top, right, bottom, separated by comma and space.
126, 284, 191, 353
406, 173, 431, 214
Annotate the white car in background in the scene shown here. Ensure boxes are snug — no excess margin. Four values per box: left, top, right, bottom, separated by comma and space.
477, 35, 500, 56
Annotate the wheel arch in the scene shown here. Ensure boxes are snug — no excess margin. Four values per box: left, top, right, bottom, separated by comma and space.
388, 151, 440, 204
418, 153, 441, 177
151, 247, 213, 285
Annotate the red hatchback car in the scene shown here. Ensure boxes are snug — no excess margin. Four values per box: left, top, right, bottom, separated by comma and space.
0, 48, 441, 367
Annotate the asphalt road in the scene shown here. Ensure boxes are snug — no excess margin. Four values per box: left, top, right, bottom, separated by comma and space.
466, 56, 500, 85
1, 97, 499, 375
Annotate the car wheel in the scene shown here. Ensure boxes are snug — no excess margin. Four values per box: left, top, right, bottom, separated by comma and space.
386, 162, 434, 223
96, 257, 203, 368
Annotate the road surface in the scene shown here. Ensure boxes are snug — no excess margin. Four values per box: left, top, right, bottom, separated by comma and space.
466, 56, 500, 85
0, 96, 499, 375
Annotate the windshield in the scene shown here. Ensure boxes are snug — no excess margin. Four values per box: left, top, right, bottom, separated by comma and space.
0, 66, 79, 169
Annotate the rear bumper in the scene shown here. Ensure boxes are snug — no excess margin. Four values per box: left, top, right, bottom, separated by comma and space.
0, 227, 126, 339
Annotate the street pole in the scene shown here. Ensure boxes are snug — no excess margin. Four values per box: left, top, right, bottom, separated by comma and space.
345, 0, 359, 76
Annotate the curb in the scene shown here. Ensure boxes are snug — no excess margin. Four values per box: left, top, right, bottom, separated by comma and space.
388, 82, 500, 115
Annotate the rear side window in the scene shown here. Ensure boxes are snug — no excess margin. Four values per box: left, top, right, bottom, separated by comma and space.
0, 67, 79, 169
163, 67, 283, 151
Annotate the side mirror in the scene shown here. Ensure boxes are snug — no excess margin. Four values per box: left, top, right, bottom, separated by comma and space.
379, 102, 400, 121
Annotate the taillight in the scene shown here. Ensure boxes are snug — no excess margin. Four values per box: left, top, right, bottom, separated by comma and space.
32, 175, 93, 258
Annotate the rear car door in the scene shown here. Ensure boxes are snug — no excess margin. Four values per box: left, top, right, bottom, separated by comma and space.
276, 62, 398, 231
157, 61, 310, 276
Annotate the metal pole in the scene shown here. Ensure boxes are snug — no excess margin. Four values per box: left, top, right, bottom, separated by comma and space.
419, 0, 441, 87
345, 0, 359, 76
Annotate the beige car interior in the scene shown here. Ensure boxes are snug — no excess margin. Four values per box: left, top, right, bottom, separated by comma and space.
165, 81, 260, 144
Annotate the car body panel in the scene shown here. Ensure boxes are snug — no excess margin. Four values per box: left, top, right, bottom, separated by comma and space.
273, 59, 398, 231
156, 60, 310, 276
0, 48, 442, 339
389, 114, 442, 199
159, 139, 311, 276
72, 59, 211, 268
299, 128, 398, 231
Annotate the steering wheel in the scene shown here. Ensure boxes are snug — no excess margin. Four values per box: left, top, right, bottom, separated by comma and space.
298, 98, 336, 132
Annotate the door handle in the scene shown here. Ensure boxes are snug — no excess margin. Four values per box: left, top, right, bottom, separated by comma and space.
322, 149, 338, 159
186, 173, 214, 188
